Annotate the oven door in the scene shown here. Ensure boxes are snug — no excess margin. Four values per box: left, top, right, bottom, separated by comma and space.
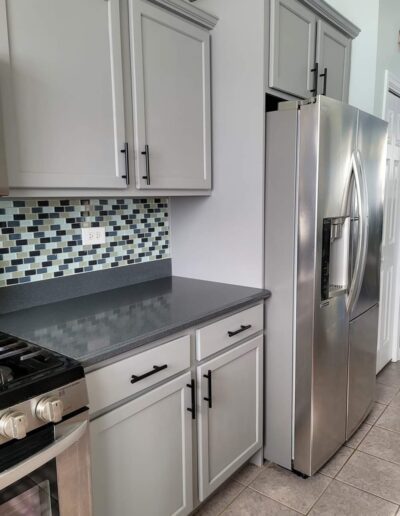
0, 410, 91, 516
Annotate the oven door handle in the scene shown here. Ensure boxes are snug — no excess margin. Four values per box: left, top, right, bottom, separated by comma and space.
0, 420, 88, 491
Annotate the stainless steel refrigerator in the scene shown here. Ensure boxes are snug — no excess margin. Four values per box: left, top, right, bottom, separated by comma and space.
264, 95, 387, 476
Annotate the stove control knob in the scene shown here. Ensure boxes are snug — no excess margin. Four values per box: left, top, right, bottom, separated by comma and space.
0, 411, 27, 440
36, 397, 64, 423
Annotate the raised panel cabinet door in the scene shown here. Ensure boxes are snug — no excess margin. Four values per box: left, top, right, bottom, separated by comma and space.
316, 20, 351, 101
90, 372, 194, 516
0, 0, 127, 189
269, 0, 317, 98
197, 336, 263, 501
129, 0, 211, 190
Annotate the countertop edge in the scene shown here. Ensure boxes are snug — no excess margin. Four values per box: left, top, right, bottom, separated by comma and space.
83, 290, 270, 369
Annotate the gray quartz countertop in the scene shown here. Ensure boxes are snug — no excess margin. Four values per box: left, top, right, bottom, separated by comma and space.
0, 276, 270, 368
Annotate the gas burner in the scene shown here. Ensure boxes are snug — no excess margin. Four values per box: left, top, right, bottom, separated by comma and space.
0, 334, 42, 361
0, 331, 84, 409
0, 366, 13, 386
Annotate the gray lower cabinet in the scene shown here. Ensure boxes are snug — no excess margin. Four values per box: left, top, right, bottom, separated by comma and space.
90, 372, 194, 516
197, 336, 263, 501
268, 0, 357, 101
88, 304, 264, 515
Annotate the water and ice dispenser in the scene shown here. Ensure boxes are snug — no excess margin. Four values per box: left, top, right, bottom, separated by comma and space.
321, 216, 350, 302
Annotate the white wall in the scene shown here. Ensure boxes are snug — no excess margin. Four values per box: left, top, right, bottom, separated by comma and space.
170, 0, 265, 288
374, 0, 400, 116
326, 0, 380, 115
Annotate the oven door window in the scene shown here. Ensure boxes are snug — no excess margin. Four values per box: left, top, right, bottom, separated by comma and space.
0, 461, 59, 515
0, 426, 59, 515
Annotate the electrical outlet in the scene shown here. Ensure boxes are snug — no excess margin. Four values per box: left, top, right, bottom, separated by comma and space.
81, 227, 106, 246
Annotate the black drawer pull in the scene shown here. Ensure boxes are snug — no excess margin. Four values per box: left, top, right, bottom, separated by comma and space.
186, 379, 196, 420
203, 370, 212, 408
227, 324, 252, 337
130, 364, 167, 384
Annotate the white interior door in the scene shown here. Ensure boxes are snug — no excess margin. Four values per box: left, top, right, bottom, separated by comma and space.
377, 90, 400, 372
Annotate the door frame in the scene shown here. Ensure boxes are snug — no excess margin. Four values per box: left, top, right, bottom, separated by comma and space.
381, 70, 400, 363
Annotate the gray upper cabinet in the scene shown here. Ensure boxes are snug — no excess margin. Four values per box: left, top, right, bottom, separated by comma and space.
0, 0, 128, 191
130, 0, 212, 190
316, 20, 351, 101
267, 0, 359, 102
269, 0, 317, 99
0, 0, 217, 196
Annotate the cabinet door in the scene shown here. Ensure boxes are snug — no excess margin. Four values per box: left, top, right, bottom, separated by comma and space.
269, 0, 317, 98
129, 0, 211, 190
197, 336, 263, 501
0, 0, 127, 190
316, 20, 351, 101
90, 372, 193, 516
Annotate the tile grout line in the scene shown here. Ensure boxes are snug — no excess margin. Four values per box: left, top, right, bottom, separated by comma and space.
304, 477, 334, 515
215, 483, 246, 515
353, 446, 400, 469
246, 484, 304, 515
334, 476, 400, 509
373, 420, 400, 435
319, 447, 355, 481
337, 449, 400, 505
217, 462, 270, 516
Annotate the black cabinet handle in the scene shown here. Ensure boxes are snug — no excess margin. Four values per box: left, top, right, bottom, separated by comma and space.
120, 142, 130, 185
203, 370, 212, 408
141, 144, 151, 185
130, 364, 167, 384
320, 67, 328, 95
227, 324, 252, 337
310, 62, 319, 93
186, 379, 196, 420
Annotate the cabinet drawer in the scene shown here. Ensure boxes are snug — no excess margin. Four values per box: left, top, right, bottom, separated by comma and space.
87, 335, 190, 414
196, 304, 263, 361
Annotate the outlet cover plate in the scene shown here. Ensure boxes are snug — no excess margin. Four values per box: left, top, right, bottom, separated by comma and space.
82, 227, 106, 246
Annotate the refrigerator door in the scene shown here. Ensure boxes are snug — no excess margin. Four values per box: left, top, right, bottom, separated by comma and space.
294, 96, 357, 476
347, 304, 379, 439
346, 112, 386, 438
350, 112, 387, 320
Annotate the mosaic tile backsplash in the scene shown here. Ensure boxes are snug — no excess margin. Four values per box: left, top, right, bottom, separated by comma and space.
0, 198, 169, 288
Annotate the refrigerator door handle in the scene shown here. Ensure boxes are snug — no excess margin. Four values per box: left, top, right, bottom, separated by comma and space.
347, 152, 369, 313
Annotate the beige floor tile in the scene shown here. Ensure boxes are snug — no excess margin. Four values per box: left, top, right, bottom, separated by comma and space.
377, 363, 400, 388
309, 479, 398, 516
232, 463, 263, 486
320, 446, 354, 478
249, 463, 331, 515
346, 422, 372, 449
195, 481, 244, 516
376, 384, 399, 405
390, 391, 400, 409
377, 404, 400, 433
366, 402, 387, 425
359, 426, 400, 465
337, 451, 400, 504
222, 488, 300, 515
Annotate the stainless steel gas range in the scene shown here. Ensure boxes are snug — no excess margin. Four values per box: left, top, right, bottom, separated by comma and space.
0, 332, 92, 515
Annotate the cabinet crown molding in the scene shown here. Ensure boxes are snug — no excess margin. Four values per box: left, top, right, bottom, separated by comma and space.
301, 0, 360, 38
147, 0, 218, 30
